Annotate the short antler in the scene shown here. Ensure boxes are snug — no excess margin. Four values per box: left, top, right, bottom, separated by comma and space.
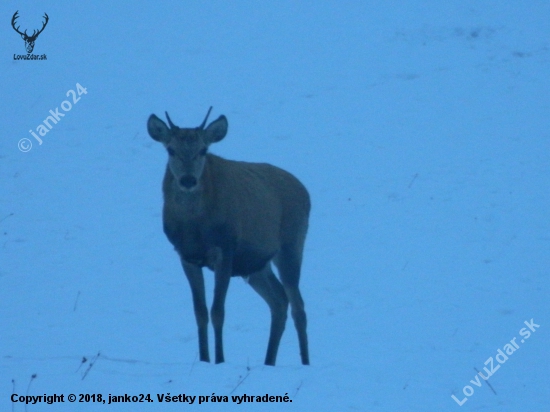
198, 106, 213, 129
165, 112, 176, 129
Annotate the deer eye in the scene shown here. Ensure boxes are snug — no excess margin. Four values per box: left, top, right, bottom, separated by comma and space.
199, 148, 207, 156
167, 147, 175, 156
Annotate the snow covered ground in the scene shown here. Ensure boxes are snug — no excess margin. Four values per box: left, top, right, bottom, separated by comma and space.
1, 1, 549, 410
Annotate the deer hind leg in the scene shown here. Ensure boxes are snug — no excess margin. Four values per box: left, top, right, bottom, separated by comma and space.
247, 263, 289, 366
181, 260, 210, 362
274, 246, 309, 365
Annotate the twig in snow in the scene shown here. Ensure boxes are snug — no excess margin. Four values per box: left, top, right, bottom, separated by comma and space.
25, 374, 37, 412
0, 213, 14, 223
82, 352, 101, 380
293, 380, 303, 398
11, 379, 15, 412
407, 173, 418, 188
73, 291, 81, 312
188, 352, 198, 376
75, 356, 87, 373
474, 367, 497, 395
229, 366, 252, 394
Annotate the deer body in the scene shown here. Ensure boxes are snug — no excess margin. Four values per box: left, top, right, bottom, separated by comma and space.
148, 108, 310, 365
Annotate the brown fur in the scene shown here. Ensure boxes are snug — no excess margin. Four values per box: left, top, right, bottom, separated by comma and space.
148, 110, 310, 365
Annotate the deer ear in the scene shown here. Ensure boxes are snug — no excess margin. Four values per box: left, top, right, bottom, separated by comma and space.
147, 114, 170, 143
205, 115, 228, 144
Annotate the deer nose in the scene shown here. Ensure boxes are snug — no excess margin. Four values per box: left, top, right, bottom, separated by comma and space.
179, 175, 197, 189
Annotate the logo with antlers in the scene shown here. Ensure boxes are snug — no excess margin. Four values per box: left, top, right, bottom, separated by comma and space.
11, 11, 49, 54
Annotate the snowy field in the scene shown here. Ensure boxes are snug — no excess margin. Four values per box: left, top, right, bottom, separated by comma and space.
1, 1, 549, 411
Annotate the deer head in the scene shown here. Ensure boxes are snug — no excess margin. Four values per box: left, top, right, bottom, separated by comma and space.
148, 107, 228, 192
11, 11, 49, 54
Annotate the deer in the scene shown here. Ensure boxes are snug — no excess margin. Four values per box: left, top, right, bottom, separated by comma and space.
147, 107, 310, 366
11, 11, 49, 54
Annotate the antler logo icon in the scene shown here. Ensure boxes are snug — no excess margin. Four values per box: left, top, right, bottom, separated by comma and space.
11, 11, 49, 54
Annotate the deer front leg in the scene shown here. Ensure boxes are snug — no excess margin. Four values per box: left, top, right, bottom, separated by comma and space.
181, 260, 210, 362
210, 253, 233, 364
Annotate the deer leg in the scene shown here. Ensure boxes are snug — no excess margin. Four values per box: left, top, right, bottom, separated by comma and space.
248, 264, 289, 366
274, 248, 309, 365
283, 286, 308, 365
211, 255, 232, 364
181, 260, 209, 362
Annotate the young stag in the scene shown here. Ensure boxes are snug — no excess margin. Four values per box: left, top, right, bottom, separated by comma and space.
147, 107, 310, 365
